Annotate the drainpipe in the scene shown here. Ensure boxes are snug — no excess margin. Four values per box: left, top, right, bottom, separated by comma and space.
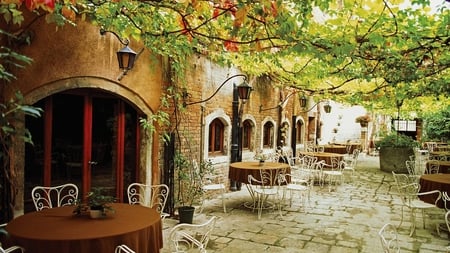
200, 105, 205, 160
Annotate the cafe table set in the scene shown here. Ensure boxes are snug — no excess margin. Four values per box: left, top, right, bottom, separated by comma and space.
6, 203, 163, 253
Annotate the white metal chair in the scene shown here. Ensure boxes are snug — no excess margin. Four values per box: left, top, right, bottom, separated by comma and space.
248, 168, 284, 219
0, 246, 25, 253
169, 216, 217, 253
199, 173, 227, 214
378, 223, 400, 253
127, 183, 170, 219
322, 160, 345, 191
114, 244, 135, 253
192, 160, 227, 214
279, 169, 312, 211
0, 223, 24, 253
31, 183, 79, 211
392, 171, 442, 236
427, 162, 440, 174
443, 191, 450, 211
342, 158, 357, 182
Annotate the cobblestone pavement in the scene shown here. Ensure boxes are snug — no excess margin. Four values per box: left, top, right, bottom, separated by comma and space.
161, 155, 449, 253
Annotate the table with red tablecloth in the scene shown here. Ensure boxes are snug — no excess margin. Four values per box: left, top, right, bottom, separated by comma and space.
323, 145, 348, 154
419, 174, 450, 208
229, 161, 290, 184
298, 151, 344, 167
6, 203, 163, 253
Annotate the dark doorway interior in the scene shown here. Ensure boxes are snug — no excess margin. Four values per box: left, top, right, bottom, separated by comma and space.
24, 89, 139, 213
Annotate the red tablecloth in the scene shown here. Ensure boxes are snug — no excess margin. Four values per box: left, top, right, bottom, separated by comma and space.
229, 161, 290, 184
298, 151, 344, 166
419, 174, 450, 208
323, 145, 348, 154
6, 203, 163, 253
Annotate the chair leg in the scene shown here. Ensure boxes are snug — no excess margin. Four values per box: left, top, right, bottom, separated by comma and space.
199, 197, 206, 214
410, 209, 417, 236
398, 206, 404, 228
221, 191, 227, 213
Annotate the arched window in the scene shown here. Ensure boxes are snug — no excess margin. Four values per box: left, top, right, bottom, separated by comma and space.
296, 120, 303, 144
209, 118, 224, 155
263, 122, 274, 148
242, 120, 252, 150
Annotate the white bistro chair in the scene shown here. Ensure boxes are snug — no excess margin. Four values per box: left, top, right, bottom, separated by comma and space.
378, 223, 400, 253
169, 216, 217, 253
248, 168, 284, 219
114, 244, 135, 253
0, 223, 24, 253
127, 183, 170, 220
279, 169, 313, 211
193, 160, 227, 214
31, 183, 79, 211
392, 171, 441, 236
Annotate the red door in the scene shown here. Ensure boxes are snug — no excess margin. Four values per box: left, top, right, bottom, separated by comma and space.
25, 89, 139, 212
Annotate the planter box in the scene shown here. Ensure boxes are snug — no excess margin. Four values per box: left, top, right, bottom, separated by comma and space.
379, 147, 414, 173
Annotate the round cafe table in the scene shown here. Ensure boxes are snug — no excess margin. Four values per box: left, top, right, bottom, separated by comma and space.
419, 174, 450, 208
323, 145, 348, 154
6, 203, 163, 253
298, 151, 344, 166
229, 161, 290, 184
229, 161, 290, 209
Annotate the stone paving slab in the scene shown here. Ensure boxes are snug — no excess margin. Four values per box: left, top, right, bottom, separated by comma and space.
161, 155, 450, 253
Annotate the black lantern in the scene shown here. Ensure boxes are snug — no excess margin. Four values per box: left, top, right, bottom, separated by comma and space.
100, 28, 138, 71
117, 45, 137, 70
236, 81, 252, 103
299, 94, 307, 108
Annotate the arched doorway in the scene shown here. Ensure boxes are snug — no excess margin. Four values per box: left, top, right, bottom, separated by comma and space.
24, 89, 141, 212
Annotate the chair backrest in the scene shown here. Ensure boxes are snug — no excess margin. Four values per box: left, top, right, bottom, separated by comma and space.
443, 192, 450, 211
31, 183, 79, 211
260, 168, 285, 189
169, 216, 217, 253
127, 183, 169, 216
378, 223, 400, 253
427, 163, 440, 174
303, 155, 318, 169
392, 172, 420, 204
115, 244, 135, 253
328, 157, 340, 170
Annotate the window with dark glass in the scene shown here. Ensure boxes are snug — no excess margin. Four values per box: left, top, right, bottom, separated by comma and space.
296, 120, 303, 144
263, 122, 274, 148
242, 120, 252, 150
208, 118, 224, 154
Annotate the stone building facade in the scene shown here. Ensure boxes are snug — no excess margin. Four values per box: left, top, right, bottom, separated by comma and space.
1, 15, 318, 217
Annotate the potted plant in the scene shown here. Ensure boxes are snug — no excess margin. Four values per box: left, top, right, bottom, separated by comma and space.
174, 153, 214, 223
254, 151, 268, 166
74, 187, 116, 218
355, 115, 371, 127
376, 132, 418, 173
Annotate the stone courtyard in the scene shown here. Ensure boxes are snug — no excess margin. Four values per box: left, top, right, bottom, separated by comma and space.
161, 155, 449, 253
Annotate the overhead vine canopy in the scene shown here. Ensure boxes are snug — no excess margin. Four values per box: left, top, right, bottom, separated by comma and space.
1, 0, 449, 116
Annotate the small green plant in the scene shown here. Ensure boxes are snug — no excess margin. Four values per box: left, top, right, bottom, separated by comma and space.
375, 132, 418, 148
73, 187, 116, 216
175, 152, 214, 207
87, 187, 116, 210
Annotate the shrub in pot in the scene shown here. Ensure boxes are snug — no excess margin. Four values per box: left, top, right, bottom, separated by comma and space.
376, 133, 418, 173
174, 153, 214, 223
